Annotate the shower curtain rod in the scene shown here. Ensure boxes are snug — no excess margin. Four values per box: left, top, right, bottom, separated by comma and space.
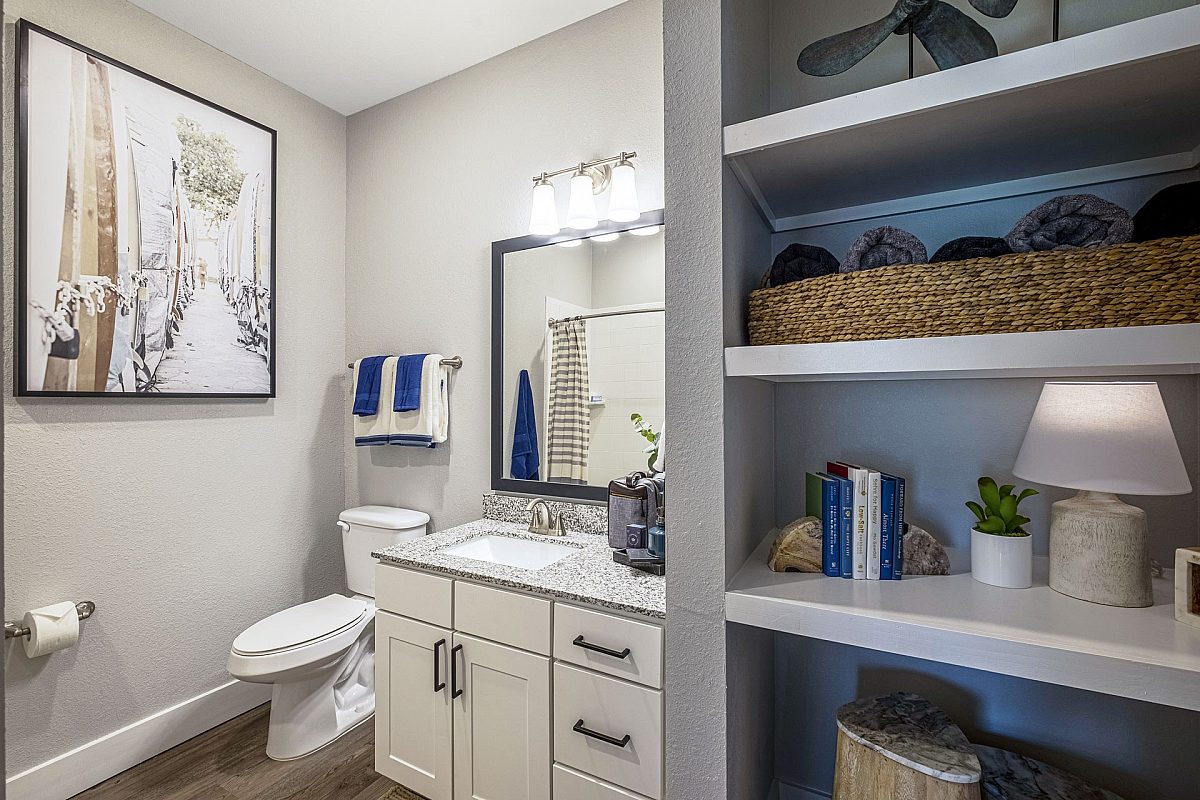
548, 306, 664, 327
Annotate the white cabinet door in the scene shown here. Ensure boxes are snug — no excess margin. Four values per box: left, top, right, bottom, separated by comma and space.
452, 632, 551, 800
376, 611, 453, 800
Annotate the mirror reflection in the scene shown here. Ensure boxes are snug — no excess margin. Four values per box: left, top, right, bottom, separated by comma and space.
502, 225, 664, 488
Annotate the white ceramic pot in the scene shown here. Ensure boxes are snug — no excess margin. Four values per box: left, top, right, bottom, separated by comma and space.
971, 529, 1033, 589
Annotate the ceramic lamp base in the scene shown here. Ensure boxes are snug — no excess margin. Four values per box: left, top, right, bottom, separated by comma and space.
1049, 491, 1152, 608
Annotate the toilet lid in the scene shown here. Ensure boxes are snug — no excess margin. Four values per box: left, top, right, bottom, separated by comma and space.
233, 595, 369, 656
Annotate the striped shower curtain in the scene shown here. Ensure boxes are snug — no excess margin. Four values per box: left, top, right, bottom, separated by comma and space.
547, 320, 590, 483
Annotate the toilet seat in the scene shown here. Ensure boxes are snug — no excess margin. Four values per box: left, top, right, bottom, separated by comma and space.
233, 595, 369, 656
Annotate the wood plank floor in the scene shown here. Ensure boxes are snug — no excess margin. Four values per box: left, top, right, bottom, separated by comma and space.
73, 704, 399, 800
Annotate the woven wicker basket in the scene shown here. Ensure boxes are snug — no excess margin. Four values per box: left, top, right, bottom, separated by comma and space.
747, 235, 1200, 346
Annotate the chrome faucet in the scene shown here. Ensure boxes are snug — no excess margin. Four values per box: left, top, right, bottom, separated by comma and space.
527, 498, 565, 536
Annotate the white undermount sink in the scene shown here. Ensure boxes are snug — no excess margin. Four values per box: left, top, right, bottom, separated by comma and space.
439, 534, 580, 570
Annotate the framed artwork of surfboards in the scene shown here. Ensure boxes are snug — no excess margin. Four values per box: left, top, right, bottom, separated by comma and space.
16, 21, 277, 398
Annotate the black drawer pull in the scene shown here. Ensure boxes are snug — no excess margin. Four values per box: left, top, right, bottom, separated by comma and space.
433, 639, 446, 693
451, 643, 464, 699
573, 719, 631, 748
573, 635, 631, 660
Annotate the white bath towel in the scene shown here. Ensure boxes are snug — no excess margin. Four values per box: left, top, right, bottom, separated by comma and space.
389, 354, 450, 447
353, 356, 397, 447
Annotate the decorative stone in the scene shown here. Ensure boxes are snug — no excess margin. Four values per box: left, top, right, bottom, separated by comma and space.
975, 745, 1125, 800
834, 692, 981, 799
1175, 546, 1200, 629
768, 516, 823, 573
904, 524, 951, 576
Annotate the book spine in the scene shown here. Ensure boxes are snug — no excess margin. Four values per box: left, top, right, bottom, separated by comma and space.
839, 477, 854, 578
880, 476, 896, 580
822, 478, 840, 577
851, 468, 868, 580
893, 476, 906, 580
867, 471, 882, 580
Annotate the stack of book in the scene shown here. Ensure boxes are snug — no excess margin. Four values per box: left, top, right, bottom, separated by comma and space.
806, 462, 906, 580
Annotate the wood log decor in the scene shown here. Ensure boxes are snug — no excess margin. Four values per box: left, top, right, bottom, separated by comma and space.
834, 693, 982, 800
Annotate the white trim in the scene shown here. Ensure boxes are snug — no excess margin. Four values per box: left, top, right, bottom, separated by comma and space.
6, 680, 271, 800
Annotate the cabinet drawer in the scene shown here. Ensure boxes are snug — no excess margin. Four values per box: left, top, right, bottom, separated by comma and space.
553, 663, 663, 800
553, 604, 663, 688
375, 565, 452, 628
553, 764, 653, 800
454, 581, 551, 655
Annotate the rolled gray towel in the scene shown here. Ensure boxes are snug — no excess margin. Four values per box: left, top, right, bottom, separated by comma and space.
1006, 194, 1133, 253
766, 243, 840, 287
842, 226, 928, 272
931, 236, 1012, 263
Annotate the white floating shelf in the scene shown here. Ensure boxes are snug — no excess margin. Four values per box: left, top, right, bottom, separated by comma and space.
726, 531, 1200, 711
724, 6, 1200, 231
725, 324, 1200, 382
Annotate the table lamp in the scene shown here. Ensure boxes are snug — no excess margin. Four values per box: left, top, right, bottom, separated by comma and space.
1013, 382, 1192, 608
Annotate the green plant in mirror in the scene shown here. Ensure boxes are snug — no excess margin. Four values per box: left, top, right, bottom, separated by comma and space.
630, 413, 662, 475
967, 477, 1037, 536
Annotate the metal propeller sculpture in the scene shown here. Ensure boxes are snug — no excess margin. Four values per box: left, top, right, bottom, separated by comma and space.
798, 0, 1021, 77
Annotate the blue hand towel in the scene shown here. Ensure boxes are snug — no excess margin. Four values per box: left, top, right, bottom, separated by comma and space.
511, 369, 540, 481
353, 356, 388, 416
394, 353, 428, 412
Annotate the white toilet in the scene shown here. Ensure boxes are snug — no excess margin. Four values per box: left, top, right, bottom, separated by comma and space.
227, 506, 429, 760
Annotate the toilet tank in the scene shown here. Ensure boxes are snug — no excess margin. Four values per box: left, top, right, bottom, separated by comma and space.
338, 506, 430, 597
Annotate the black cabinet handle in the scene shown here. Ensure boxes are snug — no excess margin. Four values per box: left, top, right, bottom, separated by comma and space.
573, 635, 631, 660
433, 639, 446, 693
451, 643, 464, 699
573, 719, 631, 748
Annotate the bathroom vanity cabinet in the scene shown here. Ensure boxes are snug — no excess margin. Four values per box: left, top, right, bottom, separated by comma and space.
374, 564, 664, 800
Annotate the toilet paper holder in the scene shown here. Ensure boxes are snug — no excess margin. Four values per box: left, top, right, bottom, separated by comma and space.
4, 600, 95, 641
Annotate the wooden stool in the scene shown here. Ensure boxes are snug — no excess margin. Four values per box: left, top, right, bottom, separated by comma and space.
975, 745, 1125, 800
834, 693, 982, 800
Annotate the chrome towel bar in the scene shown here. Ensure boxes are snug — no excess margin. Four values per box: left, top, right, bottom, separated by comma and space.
347, 356, 463, 370
5, 600, 96, 640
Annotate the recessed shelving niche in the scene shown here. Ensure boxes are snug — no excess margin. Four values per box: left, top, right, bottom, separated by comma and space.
724, 6, 1200, 231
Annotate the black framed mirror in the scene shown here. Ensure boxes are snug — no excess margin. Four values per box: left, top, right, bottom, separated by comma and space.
492, 210, 665, 502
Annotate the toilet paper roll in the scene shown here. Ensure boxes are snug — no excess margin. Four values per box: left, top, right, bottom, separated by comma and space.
22, 601, 80, 658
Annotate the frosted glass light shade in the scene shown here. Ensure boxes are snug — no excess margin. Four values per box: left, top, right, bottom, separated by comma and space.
567, 172, 598, 230
607, 160, 640, 222
528, 179, 559, 236
1013, 382, 1192, 496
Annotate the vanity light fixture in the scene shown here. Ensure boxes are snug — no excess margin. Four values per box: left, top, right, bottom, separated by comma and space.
555, 239, 584, 248
567, 170, 599, 230
526, 151, 640, 235
528, 176, 560, 236
630, 224, 662, 237
591, 232, 621, 243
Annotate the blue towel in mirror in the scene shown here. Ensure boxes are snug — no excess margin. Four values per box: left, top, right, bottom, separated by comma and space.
511, 369, 540, 481
394, 353, 428, 412
353, 356, 388, 416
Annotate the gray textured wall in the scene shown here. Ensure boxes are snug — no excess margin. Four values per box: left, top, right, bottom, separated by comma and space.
343, 0, 664, 532
3, 0, 347, 776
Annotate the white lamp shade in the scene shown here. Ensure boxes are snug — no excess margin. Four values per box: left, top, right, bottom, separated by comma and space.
607, 160, 640, 222
528, 180, 559, 236
567, 172, 598, 230
1013, 382, 1192, 496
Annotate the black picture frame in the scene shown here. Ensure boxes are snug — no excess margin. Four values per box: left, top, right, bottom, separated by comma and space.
15, 20, 278, 399
491, 209, 666, 502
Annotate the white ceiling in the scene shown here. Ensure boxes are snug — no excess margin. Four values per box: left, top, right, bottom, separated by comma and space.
128, 0, 629, 115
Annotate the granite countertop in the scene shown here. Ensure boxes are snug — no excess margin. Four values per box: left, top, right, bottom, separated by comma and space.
374, 519, 665, 619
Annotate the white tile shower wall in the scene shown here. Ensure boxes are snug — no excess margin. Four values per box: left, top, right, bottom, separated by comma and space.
588, 313, 666, 483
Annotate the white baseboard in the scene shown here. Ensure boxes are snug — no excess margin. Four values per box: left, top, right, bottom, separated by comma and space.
774, 779, 832, 800
6, 680, 271, 800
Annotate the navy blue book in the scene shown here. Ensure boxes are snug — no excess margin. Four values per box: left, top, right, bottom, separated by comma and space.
879, 475, 898, 580
822, 471, 854, 579
806, 473, 841, 577
893, 475, 906, 580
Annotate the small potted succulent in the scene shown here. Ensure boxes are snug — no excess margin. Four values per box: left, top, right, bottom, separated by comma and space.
966, 477, 1038, 589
